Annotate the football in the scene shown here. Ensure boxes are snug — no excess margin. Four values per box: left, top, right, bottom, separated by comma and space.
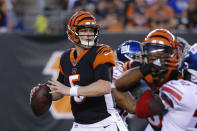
30, 84, 52, 116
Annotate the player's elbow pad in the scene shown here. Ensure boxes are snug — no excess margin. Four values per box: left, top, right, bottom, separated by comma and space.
136, 90, 153, 118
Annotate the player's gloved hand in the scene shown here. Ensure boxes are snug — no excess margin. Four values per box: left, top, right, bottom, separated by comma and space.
130, 61, 142, 68
161, 57, 178, 70
139, 61, 161, 77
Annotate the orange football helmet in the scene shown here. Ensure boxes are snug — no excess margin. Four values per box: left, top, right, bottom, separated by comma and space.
67, 11, 99, 48
143, 29, 181, 90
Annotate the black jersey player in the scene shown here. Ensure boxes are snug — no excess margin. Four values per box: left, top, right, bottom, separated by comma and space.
30, 11, 128, 131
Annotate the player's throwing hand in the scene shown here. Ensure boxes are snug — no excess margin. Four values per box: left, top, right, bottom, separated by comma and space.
47, 80, 70, 96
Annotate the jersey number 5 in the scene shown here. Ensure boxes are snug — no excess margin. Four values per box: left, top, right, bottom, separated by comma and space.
69, 74, 86, 104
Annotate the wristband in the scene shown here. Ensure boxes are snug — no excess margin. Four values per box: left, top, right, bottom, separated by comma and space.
70, 86, 79, 96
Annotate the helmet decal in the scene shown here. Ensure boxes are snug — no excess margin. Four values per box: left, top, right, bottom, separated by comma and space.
116, 40, 142, 63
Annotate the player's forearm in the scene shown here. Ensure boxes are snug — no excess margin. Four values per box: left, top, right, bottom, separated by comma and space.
115, 67, 143, 92
122, 93, 136, 114
113, 88, 136, 114
52, 92, 64, 101
77, 79, 111, 96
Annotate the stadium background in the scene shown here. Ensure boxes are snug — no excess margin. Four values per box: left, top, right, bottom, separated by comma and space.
1, 0, 197, 130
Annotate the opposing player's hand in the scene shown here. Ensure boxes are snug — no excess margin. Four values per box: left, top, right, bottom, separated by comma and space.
161, 57, 178, 70
30, 84, 40, 104
47, 80, 70, 96
140, 62, 161, 76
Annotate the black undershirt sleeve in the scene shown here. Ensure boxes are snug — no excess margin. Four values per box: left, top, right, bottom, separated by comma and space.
94, 63, 112, 82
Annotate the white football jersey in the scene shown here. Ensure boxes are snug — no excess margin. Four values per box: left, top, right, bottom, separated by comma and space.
159, 79, 197, 131
111, 61, 129, 127
112, 61, 124, 83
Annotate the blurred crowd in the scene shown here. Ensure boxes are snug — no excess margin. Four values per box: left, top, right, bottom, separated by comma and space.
0, 0, 23, 33
67, 0, 197, 32
1, 0, 197, 33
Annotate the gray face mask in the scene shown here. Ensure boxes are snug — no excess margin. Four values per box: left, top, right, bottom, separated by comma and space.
190, 74, 197, 83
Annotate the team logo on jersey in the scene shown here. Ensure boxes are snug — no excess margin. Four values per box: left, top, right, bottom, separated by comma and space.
43, 51, 73, 119
72, 68, 77, 74
72, 61, 77, 66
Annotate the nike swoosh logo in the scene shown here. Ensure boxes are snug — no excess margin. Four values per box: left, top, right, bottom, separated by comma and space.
104, 51, 112, 56
103, 125, 110, 128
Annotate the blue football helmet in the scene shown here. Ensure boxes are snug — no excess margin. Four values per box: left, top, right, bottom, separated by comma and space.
116, 40, 142, 63
180, 43, 197, 83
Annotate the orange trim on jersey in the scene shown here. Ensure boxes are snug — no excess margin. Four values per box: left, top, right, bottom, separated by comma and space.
123, 61, 131, 72
52, 96, 72, 113
129, 62, 132, 68
59, 64, 65, 76
96, 46, 109, 55
93, 46, 115, 69
144, 74, 154, 85
145, 69, 173, 89
161, 70, 171, 83
122, 62, 127, 72
70, 48, 89, 66
162, 86, 182, 101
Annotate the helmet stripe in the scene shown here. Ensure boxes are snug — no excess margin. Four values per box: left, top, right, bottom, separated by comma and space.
68, 12, 81, 26
77, 17, 94, 25
72, 13, 88, 26
149, 35, 172, 45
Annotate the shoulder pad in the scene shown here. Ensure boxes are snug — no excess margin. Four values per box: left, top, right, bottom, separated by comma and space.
93, 45, 115, 69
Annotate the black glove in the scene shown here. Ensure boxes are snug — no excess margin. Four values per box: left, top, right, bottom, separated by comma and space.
139, 63, 161, 76
130, 61, 142, 68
